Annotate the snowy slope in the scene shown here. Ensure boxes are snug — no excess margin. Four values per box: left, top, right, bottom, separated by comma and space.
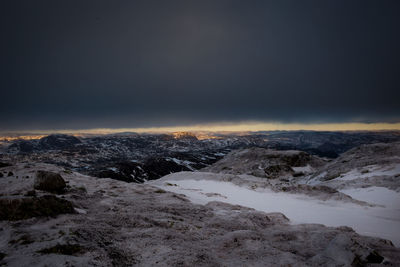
151, 171, 400, 246
305, 142, 400, 189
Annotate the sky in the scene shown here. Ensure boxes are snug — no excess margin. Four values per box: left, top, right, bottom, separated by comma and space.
1, 0, 399, 132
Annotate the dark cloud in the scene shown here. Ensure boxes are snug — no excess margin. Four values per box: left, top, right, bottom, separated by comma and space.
1, 0, 399, 130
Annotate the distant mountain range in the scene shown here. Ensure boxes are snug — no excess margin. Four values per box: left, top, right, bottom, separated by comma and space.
1, 131, 399, 183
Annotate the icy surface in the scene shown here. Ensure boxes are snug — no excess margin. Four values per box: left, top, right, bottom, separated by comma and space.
340, 186, 400, 209
152, 172, 400, 246
337, 164, 400, 181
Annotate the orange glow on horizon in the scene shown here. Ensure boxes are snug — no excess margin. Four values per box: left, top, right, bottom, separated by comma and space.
0, 135, 47, 141
1, 122, 400, 139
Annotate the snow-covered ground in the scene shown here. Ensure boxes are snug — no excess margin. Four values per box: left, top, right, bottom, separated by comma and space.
151, 172, 400, 246
337, 164, 400, 181
340, 186, 400, 209
306, 163, 400, 185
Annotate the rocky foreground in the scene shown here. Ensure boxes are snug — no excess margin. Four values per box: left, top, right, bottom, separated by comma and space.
1, 163, 400, 266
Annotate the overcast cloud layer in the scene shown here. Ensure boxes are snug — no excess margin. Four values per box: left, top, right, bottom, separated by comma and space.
1, 0, 399, 130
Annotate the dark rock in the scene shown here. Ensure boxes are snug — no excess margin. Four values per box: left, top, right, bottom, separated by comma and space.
154, 189, 166, 193
34, 171, 66, 193
0, 195, 75, 221
324, 173, 341, 181
366, 250, 384, 263
0, 252, 6, 261
37, 244, 84, 255
142, 158, 191, 180
315, 185, 338, 194
264, 165, 293, 178
7, 172, 13, 177
9, 234, 34, 245
25, 190, 36, 197
280, 185, 339, 196
0, 173, 3, 178
0, 162, 12, 168
93, 157, 192, 183
351, 255, 363, 267
107, 246, 138, 266
352, 250, 385, 266
282, 152, 312, 167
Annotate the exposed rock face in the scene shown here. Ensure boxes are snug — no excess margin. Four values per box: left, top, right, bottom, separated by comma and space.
0, 195, 74, 221
203, 147, 326, 179
264, 164, 294, 178
34, 171, 66, 193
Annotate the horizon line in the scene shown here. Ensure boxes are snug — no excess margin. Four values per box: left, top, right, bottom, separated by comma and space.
1, 122, 400, 136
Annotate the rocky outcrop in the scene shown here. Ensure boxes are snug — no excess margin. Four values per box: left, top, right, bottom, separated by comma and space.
0, 195, 74, 221
203, 147, 326, 179
264, 164, 294, 178
34, 171, 66, 193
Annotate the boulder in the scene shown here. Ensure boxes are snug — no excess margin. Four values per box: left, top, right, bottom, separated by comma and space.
34, 171, 66, 193
264, 164, 294, 178
0, 162, 11, 168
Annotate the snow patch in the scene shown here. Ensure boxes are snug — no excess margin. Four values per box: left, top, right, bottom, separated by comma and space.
151, 174, 400, 246
292, 165, 313, 173
340, 186, 400, 209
